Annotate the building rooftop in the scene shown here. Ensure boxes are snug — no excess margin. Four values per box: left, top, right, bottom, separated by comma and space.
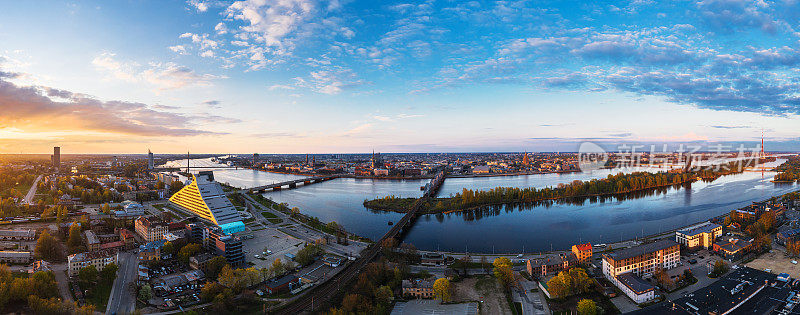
606, 239, 678, 261
573, 243, 592, 251
617, 272, 654, 294
169, 171, 243, 232
402, 278, 434, 289
677, 221, 721, 236
83, 230, 99, 245
0, 251, 33, 258
0, 229, 35, 238
68, 249, 116, 263
673, 267, 779, 314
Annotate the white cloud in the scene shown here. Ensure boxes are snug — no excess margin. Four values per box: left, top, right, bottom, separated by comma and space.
169, 45, 187, 54
92, 53, 224, 91
200, 50, 215, 58
214, 22, 228, 35
188, 0, 209, 12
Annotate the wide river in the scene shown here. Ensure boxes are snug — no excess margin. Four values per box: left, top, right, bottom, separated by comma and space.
166, 158, 797, 253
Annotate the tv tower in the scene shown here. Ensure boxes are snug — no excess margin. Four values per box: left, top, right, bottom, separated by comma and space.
761, 131, 765, 157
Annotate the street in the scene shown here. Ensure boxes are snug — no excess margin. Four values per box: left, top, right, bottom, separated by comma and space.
51, 263, 74, 303
106, 251, 139, 315
23, 174, 42, 205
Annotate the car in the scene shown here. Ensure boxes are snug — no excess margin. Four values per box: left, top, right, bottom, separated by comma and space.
255, 254, 260, 258
793, 260, 798, 265
688, 259, 697, 264
516, 254, 523, 258
765, 268, 772, 273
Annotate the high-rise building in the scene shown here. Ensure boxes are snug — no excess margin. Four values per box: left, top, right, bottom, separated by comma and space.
168, 171, 244, 234
148, 150, 155, 169
253, 153, 259, 166
52, 147, 60, 168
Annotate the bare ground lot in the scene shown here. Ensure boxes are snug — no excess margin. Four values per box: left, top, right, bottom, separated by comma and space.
451, 276, 510, 315
746, 249, 800, 278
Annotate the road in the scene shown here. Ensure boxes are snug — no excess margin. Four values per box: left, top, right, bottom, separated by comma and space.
51, 263, 74, 303
23, 174, 43, 205
106, 251, 139, 315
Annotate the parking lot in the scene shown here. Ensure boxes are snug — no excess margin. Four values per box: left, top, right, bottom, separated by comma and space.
242, 226, 304, 268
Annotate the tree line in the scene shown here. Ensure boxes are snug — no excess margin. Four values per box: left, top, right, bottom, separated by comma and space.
367, 160, 758, 213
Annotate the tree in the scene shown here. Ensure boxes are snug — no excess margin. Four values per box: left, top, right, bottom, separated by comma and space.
712, 260, 728, 277
341, 293, 371, 313
169, 181, 184, 194
67, 223, 83, 253
35, 230, 61, 262
493, 257, 514, 289
78, 265, 98, 286
161, 241, 175, 256
433, 278, 451, 302
568, 268, 590, 294
546, 275, 568, 298
138, 284, 153, 301
203, 256, 228, 280
295, 244, 321, 266
375, 285, 393, 305
577, 299, 597, 315
99, 263, 118, 285
272, 258, 286, 276
177, 243, 202, 264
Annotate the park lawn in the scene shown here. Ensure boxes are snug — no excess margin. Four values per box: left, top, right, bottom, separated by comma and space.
261, 212, 283, 224
84, 282, 113, 310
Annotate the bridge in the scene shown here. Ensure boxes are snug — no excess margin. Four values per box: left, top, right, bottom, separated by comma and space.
245, 176, 340, 193
150, 166, 240, 171
278, 170, 447, 313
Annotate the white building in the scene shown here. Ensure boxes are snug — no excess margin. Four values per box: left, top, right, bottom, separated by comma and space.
602, 240, 680, 303
67, 250, 119, 277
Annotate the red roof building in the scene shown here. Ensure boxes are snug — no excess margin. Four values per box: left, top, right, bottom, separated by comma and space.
572, 243, 593, 263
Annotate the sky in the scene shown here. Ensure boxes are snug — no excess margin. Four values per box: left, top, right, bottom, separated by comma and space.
1, 0, 800, 154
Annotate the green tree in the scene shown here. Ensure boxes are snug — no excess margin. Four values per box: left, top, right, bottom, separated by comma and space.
99, 263, 118, 285
35, 230, 61, 262
138, 284, 153, 301
272, 258, 286, 276
68, 224, 85, 253
203, 256, 228, 280
177, 243, 202, 264
161, 241, 175, 256
375, 285, 393, 305
577, 299, 597, 315
78, 265, 98, 286
295, 244, 321, 266
433, 278, 451, 302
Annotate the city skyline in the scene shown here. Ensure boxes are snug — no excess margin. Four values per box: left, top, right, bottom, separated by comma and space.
2, 0, 800, 153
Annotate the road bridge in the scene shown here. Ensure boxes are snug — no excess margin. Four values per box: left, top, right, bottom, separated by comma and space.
246, 175, 340, 193
278, 171, 446, 313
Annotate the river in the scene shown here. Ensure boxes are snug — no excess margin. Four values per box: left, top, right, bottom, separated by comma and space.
163, 158, 797, 253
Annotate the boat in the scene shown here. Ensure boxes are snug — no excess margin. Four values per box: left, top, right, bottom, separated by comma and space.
388, 221, 393, 225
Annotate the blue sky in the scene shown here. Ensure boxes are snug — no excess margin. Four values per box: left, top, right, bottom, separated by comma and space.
1, 0, 799, 153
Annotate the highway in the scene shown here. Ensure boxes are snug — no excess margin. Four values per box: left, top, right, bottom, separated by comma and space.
106, 251, 139, 315
23, 174, 42, 205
